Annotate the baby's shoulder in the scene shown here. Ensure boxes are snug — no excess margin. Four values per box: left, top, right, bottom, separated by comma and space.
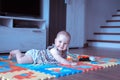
49, 48, 57, 53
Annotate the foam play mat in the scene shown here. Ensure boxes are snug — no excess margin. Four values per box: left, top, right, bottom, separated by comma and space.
0, 55, 120, 80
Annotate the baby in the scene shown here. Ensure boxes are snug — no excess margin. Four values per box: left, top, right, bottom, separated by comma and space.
9, 31, 76, 65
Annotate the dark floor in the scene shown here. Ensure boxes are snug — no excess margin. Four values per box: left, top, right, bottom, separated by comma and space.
70, 47, 120, 58
55, 47, 120, 80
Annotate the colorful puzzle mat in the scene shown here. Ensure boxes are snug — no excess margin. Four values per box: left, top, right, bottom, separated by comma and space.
63, 55, 120, 72
0, 57, 54, 80
0, 55, 120, 80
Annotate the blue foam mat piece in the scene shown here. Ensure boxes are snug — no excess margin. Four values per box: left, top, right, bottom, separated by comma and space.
0, 56, 8, 59
16, 64, 82, 78
0, 55, 16, 62
0, 61, 12, 72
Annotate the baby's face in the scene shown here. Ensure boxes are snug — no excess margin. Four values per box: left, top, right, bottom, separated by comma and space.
55, 34, 70, 52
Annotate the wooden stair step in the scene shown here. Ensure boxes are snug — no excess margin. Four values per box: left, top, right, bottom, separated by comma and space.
87, 40, 120, 43
112, 15, 120, 17
100, 26, 120, 28
94, 32, 120, 35
106, 20, 120, 22
88, 10, 120, 48
117, 10, 120, 12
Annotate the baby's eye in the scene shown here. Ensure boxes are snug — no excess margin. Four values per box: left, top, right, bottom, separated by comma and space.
59, 41, 62, 43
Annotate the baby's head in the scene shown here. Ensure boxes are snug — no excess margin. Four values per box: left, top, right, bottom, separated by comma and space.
54, 31, 71, 52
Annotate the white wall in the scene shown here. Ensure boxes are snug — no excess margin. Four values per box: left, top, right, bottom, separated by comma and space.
85, 0, 120, 40
66, 0, 86, 48
42, 0, 50, 46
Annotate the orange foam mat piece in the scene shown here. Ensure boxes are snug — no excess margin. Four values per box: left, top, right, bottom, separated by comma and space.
61, 62, 103, 72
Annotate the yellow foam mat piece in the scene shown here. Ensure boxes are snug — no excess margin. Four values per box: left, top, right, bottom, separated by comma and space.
86, 61, 118, 68
97, 62, 118, 68
0, 69, 55, 80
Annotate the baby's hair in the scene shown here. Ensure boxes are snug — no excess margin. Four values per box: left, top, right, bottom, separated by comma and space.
56, 30, 71, 40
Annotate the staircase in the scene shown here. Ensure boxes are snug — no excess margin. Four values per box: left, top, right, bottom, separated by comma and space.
87, 10, 120, 48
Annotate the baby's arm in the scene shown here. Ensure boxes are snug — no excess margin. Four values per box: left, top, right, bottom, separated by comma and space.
54, 53, 70, 65
51, 50, 76, 65
56, 55, 77, 66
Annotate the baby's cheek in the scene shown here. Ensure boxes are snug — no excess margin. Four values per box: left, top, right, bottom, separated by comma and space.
55, 43, 59, 47
64, 46, 68, 50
